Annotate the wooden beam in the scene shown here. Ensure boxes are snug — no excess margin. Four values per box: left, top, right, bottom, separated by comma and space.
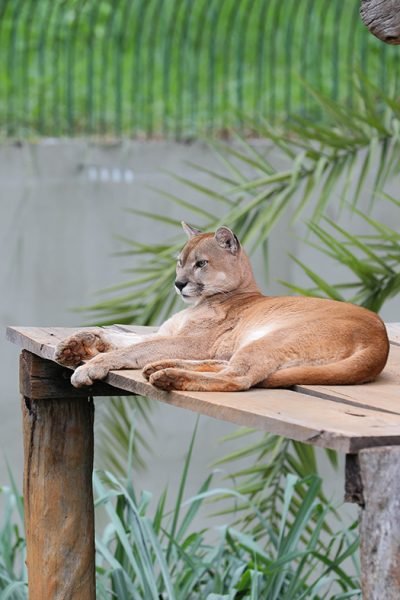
21, 353, 96, 599
358, 446, 400, 599
20, 349, 134, 399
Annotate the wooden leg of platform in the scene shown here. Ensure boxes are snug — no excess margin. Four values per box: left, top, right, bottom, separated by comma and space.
20, 351, 96, 600
346, 447, 400, 600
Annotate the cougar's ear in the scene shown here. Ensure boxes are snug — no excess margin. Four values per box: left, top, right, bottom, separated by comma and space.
215, 226, 240, 255
182, 221, 202, 238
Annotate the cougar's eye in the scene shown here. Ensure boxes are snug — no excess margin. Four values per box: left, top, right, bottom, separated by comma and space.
195, 260, 208, 269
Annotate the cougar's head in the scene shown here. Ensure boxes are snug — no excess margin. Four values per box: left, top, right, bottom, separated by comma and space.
174, 222, 256, 304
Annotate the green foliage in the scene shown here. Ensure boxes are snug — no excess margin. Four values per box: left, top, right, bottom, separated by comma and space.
210, 430, 339, 536
0, 469, 27, 599
1, 0, 399, 138
284, 196, 400, 312
95, 398, 154, 476
86, 78, 400, 326
94, 426, 361, 599
95, 472, 361, 599
0, 434, 360, 599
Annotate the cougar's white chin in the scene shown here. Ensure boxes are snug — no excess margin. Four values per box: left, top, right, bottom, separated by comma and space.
180, 293, 198, 304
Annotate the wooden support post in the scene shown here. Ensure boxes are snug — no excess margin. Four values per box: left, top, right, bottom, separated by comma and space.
346, 447, 400, 600
20, 351, 96, 600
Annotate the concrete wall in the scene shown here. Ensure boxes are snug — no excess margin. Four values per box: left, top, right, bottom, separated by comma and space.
1, 140, 398, 521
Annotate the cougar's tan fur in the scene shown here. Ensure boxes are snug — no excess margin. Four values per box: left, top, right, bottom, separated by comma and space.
55, 224, 390, 392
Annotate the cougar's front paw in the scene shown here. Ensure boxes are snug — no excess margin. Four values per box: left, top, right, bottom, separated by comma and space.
71, 362, 110, 388
54, 329, 111, 367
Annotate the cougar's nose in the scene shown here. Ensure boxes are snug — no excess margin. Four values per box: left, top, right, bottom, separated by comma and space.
175, 280, 187, 292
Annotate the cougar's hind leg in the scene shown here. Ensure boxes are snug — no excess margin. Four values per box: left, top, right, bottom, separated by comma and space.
143, 359, 228, 380
149, 324, 389, 391
149, 367, 252, 392
149, 338, 287, 392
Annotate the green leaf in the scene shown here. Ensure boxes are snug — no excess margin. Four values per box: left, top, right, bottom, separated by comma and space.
289, 255, 345, 301
166, 416, 199, 563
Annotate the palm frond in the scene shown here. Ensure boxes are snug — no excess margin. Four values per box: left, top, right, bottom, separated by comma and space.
86, 76, 400, 327
95, 397, 154, 477
286, 200, 400, 312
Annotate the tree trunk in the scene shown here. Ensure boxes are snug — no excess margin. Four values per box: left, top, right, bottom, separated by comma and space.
360, 0, 400, 44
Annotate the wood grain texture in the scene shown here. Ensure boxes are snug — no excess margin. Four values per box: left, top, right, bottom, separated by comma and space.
359, 446, 400, 599
22, 389, 95, 599
344, 454, 364, 506
386, 322, 400, 346
20, 349, 135, 399
295, 344, 400, 414
6, 324, 158, 361
360, 0, 400, 44
7, 324, 400, 452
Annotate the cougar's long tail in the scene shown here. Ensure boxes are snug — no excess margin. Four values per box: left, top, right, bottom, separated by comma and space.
260, 347, 389, 388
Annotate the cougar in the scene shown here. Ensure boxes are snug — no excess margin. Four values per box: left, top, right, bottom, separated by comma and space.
55, 223, 389, 392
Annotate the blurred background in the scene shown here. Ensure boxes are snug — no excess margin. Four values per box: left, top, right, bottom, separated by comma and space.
1, 1, 400, 597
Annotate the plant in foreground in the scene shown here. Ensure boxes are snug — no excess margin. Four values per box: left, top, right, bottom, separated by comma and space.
0, 469, 26, 599
95, 425, 361, 599
0, 427, 360, 600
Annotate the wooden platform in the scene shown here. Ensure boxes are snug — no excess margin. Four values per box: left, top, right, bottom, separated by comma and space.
7, 322, 400, 600
7, 323, 400, 453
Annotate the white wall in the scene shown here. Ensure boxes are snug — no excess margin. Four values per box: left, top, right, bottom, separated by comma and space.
1, 140, 397, 523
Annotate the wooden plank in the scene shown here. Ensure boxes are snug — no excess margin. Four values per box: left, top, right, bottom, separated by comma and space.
6, 325, 157, 361
7, 324, 400, 452
7, 326, 76, 361
20, 350, 135, 400
296, 345, 400, 415
386, 322, 400, 346
358, 446, 400, 599
22, 390, 95, 599
98, 367, 400, 453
